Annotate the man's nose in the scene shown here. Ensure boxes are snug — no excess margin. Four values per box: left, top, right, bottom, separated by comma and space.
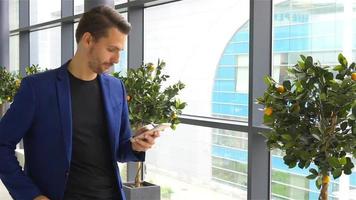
112, 53, 120, 64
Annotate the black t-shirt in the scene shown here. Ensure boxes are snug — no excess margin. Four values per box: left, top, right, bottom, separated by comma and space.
63, 71, 120, 200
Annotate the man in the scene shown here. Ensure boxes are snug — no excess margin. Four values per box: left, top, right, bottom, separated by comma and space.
0, 5, 159, 200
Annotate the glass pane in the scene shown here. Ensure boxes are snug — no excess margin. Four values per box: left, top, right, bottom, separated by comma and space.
9, 35, 19, 73
74, 22, 78, 52
74, 0, 84, 15
146, 124, 248, 199
30, 27, 61, 70
114, 12, 128, 74
30, 0, 61, 25
9, 0, 19, 30
144, 0, 250, 121
115, 0, 128, 5
272, 0, 356, 199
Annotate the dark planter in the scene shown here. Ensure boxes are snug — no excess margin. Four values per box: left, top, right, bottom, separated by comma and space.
123, 181, 160, 200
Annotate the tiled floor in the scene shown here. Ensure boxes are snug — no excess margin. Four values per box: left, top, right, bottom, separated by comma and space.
0, 182, 11, 199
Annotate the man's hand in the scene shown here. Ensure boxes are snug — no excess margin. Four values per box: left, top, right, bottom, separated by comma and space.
34, 195, 50, 200
131, 127, 160, 152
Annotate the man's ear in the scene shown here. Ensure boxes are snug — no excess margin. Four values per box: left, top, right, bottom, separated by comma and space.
81, 32, 94, 47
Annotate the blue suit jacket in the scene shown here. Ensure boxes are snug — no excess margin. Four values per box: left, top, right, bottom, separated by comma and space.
0, 62, 144, 200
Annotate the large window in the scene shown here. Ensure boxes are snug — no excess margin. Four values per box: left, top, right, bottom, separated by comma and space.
144, 0, 250, 121
114, 13, 128, 73
30, 27, 61, 70
9, 35, 19, 73
30, 0, 61, 25
6, 0, 355, 199
115, 0, 128, 5
74, 0, 84, 15
9, 0, 19, 31
271, 0, 356, 199
146, 124, 248, 199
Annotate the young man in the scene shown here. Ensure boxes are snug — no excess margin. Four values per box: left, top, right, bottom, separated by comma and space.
0, 6, 159, 200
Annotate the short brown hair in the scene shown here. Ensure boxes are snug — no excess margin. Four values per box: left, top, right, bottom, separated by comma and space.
75, 5, 131, 43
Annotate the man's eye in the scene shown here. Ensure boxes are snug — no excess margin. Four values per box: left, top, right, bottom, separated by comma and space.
108, 49, 115, 52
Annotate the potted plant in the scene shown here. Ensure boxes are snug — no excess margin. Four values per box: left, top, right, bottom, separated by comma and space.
257, 54, 356, 200
112, 60, 186, 200
0, 67, 20, 117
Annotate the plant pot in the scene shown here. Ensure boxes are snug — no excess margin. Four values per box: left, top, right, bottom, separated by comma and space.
123, 181, 160, 200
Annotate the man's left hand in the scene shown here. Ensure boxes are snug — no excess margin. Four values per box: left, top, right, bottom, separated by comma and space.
131, 129, 160, 152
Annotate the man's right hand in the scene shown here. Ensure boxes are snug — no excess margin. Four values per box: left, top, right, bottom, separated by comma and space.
34, 195, 50, 200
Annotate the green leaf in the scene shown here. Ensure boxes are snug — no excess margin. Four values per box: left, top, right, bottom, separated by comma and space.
324, 72, 334, 81
332, 168, 342, 179
283, 80, 292, 91
304, 160, 311, 169
338, 53, 348, 67
316, 176, 322, 189
339, 157, 347, 165
340, 122, 348, 131
263, 76, 273, 86
306, 174, 317, 179
263, 114, 274, 125
345, 157, 355, 168
300, 55, 306, 61
306, 56, 313, 66
298, 161, 305, 169
320, 93, 326, 101
311, 134, 321, 141
281, 134, 292, 141
295, 81, 303, 93
344, 168, 352, 175
288, 161, 297, 168
309, 168, 318, 175
297, 61, 305, 69
328, 157, 341, 168
333, 65, 345, 72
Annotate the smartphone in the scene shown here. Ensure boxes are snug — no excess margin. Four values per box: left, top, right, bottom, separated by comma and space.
148, 123, 170, 132
130, 123, 170, 142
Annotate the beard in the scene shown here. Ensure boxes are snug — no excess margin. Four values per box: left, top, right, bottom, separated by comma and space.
88, 48, 112, 74
88, 59, 104, 74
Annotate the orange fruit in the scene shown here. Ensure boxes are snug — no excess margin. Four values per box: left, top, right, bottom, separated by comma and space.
322, 175, 330, 184
264, 107, 273, 116
7, 97, 11, 101
276, 85, 285, 93
171, 113, 177, 119
351, 72, 356, 81
127, 95, 131, 102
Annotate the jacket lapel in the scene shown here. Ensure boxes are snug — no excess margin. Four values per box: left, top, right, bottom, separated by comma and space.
56, 63, 73, 166
99, 74, 117, 159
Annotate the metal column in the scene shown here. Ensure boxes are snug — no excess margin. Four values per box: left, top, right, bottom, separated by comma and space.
19, 0, 30, 77
61, 0, 74, 63
248, 0, 273, 199
0, 0, 9, 70
127, 4, 144, 182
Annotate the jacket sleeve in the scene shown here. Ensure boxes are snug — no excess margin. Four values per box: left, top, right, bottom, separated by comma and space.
0, 77, 42, 199
116, 80, 145, 163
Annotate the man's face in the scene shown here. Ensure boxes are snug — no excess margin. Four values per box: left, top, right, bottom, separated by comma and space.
87, 27, 126, 74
